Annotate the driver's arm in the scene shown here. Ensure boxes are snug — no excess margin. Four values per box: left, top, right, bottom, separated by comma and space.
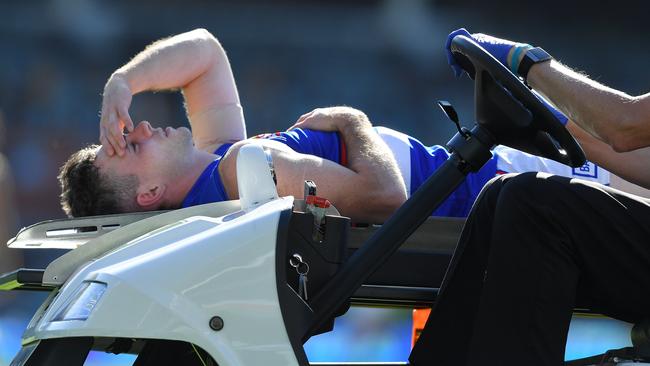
446, 29, 650, 153
219, 110, 408, 223
567, 120, 650, 189
528, 61, 650, 153
101, 28, 245, 156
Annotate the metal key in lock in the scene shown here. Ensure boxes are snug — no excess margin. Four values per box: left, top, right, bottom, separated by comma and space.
297, 261, 309, 301
289, 254, 310, 301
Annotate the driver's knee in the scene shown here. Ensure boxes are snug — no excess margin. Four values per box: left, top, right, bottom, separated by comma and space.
468, 173, 519, 215
495, 172, 573, 214
468, 172, 572, 225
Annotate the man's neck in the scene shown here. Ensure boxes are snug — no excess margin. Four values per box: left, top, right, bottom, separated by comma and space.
163, 148, 220, 207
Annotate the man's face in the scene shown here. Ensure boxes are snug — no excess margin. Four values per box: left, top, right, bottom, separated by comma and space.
95, 120, 194, 188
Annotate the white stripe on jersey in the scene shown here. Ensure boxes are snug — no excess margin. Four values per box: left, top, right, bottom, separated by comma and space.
375, 126, 413, 196
493, 145, 610, 185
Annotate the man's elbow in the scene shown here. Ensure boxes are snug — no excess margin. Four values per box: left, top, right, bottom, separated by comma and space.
386, 188, 407, 210
604, 99, 650, 152
608, 120, 650, 152
188, 28, 215, 40
187, 28, 224, 52
368, 189, 407, 221
609, 133, 637, 153
340, 188, 404, 223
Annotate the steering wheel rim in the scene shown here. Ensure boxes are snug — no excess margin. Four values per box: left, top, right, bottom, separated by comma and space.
450, 35, 586, 168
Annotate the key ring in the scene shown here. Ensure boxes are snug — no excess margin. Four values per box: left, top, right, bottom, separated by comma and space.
296, 261, 309, 275
289, 253, 303, 268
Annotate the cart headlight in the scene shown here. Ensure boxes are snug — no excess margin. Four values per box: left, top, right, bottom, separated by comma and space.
53, 281, 106, 321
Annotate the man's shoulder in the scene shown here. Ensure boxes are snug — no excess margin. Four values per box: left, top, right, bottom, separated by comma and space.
222, 139, 295, 159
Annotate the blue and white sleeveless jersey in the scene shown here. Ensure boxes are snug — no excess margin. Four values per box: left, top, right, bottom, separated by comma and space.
181, 143, 233, 208
375, 127, 609, 216
374, 127, 497, 217
182, 127, 609, 218
181, 129, 346, 209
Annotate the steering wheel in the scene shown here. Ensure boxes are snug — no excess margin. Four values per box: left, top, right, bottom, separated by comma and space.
450, 35, 586, 168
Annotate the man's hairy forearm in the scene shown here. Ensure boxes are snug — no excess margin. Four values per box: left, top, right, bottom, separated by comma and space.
567, 121, 650, 189
335, 112, 407, 203
113, 28, 223, 94
528, 60, 650, 152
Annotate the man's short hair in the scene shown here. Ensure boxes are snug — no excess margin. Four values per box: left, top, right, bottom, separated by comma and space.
58, 145, 139, 217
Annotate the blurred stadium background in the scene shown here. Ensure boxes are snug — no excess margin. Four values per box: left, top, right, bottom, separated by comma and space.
0, 0, 648, 364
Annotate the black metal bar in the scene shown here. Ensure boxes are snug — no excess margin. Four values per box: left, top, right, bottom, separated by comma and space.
0, 268, 51, 292
351, 285, 438, 308
23, 337, 93, 366
304, 153, 469, 341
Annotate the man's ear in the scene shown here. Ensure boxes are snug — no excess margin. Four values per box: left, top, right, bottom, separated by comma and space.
136, 184, 166, 209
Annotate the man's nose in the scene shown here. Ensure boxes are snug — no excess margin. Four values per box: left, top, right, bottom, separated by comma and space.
128, 121, 154, 142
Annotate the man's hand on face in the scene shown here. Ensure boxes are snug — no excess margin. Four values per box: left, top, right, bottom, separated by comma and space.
100, 73, 135, 157
289, 106, 370, 132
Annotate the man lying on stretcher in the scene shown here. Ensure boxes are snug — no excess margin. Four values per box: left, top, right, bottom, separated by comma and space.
58, 29, 611, 223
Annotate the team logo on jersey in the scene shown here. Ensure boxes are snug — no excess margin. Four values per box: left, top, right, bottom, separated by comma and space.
572, 162, 598, 179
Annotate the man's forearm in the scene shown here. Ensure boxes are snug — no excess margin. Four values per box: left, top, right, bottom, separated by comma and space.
103, 28, 246, 148
528, 60, 650, 152
566, 120, 650, 189
283, 107, 407, 221
113, 28, 224, 95
335, 112, 407, 207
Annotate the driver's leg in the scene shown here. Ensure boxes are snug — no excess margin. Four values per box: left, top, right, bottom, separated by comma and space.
410, 173, 513, 365
411, 172, 650, 366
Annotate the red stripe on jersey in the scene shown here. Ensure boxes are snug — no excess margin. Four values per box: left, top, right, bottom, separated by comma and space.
339, 135, 348, 166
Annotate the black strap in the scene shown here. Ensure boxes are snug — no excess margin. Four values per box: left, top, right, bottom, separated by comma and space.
518, 47, 552, 81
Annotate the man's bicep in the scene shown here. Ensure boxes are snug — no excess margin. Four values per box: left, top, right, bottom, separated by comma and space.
220, 140, 398, 222
189, 103, 246, 152
220, 140, 359, 205
273, 149, 358, 204
183, 41, 246, 150
273, 152, 405, 222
